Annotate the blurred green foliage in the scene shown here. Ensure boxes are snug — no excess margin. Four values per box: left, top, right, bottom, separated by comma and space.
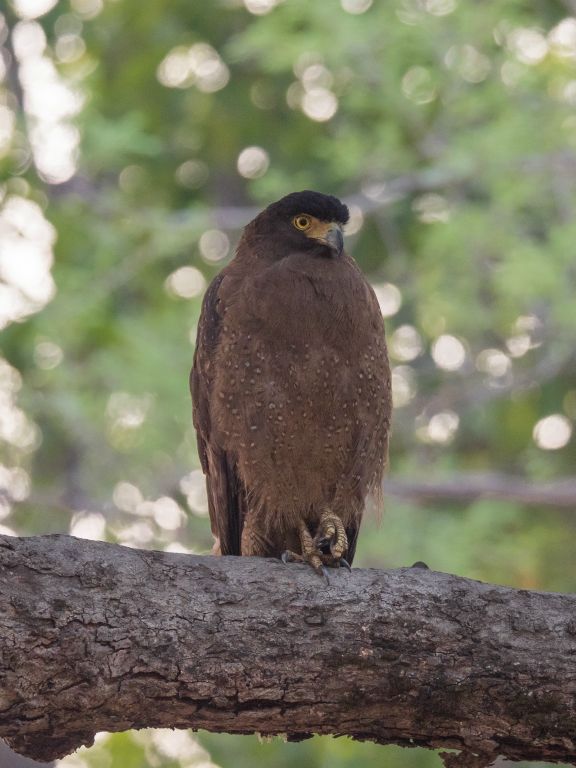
1, 0, 576, 766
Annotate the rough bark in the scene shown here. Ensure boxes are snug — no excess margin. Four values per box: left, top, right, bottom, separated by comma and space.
1, 535, 576, 766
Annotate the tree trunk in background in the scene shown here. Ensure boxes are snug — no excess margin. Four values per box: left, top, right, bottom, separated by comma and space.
1, 534, 575, 767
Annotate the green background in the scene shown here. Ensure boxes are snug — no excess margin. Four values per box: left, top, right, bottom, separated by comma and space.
1, 0, 575, 766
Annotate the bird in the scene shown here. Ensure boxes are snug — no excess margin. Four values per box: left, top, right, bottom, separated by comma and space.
190, 190, 391, 574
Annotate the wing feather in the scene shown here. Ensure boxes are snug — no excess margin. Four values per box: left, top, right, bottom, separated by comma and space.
190, 273, 242, 556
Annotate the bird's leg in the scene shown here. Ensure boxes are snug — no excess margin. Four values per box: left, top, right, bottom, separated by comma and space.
281, 521, 329, 581
298, 521, 324, 571
314, 509, 349, 567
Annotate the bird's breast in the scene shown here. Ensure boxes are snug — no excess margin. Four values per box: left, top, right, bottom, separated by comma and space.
210, 256, 390, 506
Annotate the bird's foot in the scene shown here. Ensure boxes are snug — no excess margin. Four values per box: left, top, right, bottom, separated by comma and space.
280, 516, 350, 584
313, 510, 349, 569
296, 522, 323, 570
279, 523, 331, 583
281, 549, 305, 565
281, 547, 330, 584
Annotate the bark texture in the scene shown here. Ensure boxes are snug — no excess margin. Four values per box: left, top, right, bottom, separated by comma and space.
1, 534, 576, 766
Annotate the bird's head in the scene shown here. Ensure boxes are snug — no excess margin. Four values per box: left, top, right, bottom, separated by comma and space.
247, 190, 349, 259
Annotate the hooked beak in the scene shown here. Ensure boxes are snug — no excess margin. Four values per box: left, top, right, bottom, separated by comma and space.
323, 224, 344, 257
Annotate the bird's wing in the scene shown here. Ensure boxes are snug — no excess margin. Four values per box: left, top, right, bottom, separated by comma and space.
190, 274, 242, 556
345, 524, 360, 566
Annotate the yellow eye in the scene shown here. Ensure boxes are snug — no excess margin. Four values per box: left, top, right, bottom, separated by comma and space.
293, 214, 312, 231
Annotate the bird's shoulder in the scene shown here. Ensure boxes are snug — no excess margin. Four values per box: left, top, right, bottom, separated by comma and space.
231, 249, 371, 305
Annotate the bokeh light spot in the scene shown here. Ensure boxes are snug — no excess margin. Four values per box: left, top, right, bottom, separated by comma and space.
445, 44, 491, 83
372, 283, 402, 318
0, 106, 16, 155
341, 0, 373, 14
243, 0, 282, 13
402, 66, 436, 104
13, 21, 47, 59
115, 521, 155, 547
180, 470, 209, 516
153, 496, 185, 531
476, 348, 511, 378
69, 512, 106, 541
0, 464, 30, 502
12, 0, 58, 20
413, 193, 451, 223
175, 160, 209, 189
392, 365, 416, 407
432, 334, 466, 371
157, 44, 229, 92
418, 411, 460, 444
151, 729, 212, 762
237, 146, 270, 179
55, 34, 87, 64
533, 414, 572, 450
345, 204, 364, 236
106, 392, 152, 436
0, 196, 56, 325
506, 334, 531, 357
285, 81, 304, 110
113, 482, 143, 513
165, 266, 206, 299
70, 0, 104, 19
508, 28, 548, 65
34, 340, 63, 369
390, 325, 423, 362
424, 0, 457, 16
199, 229, 230, 263
0, 359, 22, 394
301, 88, 338, 121
549, 18, 576, 58
301, 64, 334, 91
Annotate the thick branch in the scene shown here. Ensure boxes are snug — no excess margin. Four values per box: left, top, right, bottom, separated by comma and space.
1, 535, 576, 766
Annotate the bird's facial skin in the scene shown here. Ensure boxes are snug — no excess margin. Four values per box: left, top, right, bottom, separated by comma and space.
292, 215, 344, 257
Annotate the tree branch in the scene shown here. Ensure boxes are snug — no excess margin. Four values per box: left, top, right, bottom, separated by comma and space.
1, 535, 576, 766
408, 342, 576, 421
6, 470, 576, 523
385, 473, 576, 508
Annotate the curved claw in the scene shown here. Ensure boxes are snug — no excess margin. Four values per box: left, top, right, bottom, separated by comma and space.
339, 557, 352, 572
320, 565, 331, 585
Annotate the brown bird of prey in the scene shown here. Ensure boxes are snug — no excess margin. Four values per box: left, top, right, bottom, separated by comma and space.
191, 190, 391, 573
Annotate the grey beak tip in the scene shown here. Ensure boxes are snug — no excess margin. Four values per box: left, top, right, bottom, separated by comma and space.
327, 227, 344, 256
334, 228, 344, 256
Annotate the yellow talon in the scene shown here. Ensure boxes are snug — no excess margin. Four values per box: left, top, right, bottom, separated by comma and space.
282, 515, 350, 578
315, 510, 348, 563
298, 522, 324, 571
